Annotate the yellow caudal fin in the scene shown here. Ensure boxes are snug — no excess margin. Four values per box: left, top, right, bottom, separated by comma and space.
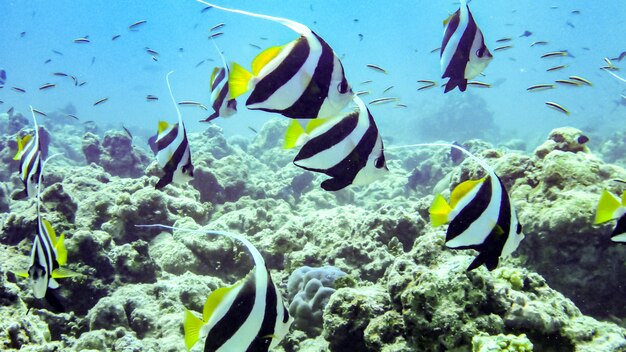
184, 309, 204, 351
430, 194, 452, 227
449, 178, 485, 208
229, 62, 253, 99
51, 267, 80, 279
12, 270, 29, 278
55, 233, 68, 266
595, 190, 622, 224
158, 120, 169, 134
251, 46, 283, 76
284, 120, 306, 149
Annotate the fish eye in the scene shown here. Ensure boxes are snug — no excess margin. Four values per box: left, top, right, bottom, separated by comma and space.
338, 79, 349, 94
476, 47, 485, 58
374, 155, 386, 169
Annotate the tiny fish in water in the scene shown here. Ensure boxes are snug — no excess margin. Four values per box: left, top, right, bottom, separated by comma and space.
496, 37, 512, 43
32, 108, 47, 117
44, 59, 52, 64
248, 126, 258, 133
20, 31, 26, 38
208, 32, 224, 39
467, 81, 491, 88
52, 50, 63, 56
0, 69, 6, 85
122, 126, 133, 139
611, 52, 626, 62
195, 60, 206, 68
541, 51, 568, 58
430, 47, 441, 53
545, 101, 570, 115
146, 48, 159, 56
210, 23, 225, 31
382, 86, 394, 94
395, 103, 407, 108
366, 64, 387, 74
530, 41, 548, 47
555, 79, 581, 87
519, 30, 532, 37
129, 20, 147, 30
146, 95, 159, 101
360, 80, 373, 85
94, 98, 109, 106
73, 37, 90, 43
569, 75, 592, 86
12, 87, 26, 93
53, 72, 68, 77
368, 97, 399, 105
355, 90, 370, 96
493, 45, 513, 52
178, 101, 203, 106
546, 64, 568, 72
112, 34, 121, 41
201, 5, 212, 13
248, 43, 261, 49
39, 83, 56, 90
417, 82, 436, 91
66, 114, 79, 120
526, 84, 555, 92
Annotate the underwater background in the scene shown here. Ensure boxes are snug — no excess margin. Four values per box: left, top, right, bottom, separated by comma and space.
1, 0, 626, 351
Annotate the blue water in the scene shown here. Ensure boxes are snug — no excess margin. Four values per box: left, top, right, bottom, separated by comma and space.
0, 0, 624, 147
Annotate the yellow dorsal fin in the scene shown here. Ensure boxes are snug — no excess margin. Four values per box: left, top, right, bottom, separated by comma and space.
449, 178, 486, 208
55, 233, 67, 265
203, 282, 242, 321
13, 135, 32, 160
443, 13, 454, 26
429, 194, 452, 227
158, 120, 169, 134
51, 267, 80, 279
305, 118, 331, 133
210, 67, 220, 88
251, 46, 283, 76
42, 219, 58, 245
184, 309, 204, 351
284, 120, 306, 149
595, 190, 622, 224
228, 62, 253, 99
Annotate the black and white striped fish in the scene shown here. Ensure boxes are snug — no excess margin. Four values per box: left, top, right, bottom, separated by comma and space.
428, 144, 524, 270
197, 1, 353, 120
148, 72, 194, 189
136, 224, 292, 351
285, 96, 388, 191
13, 107, 48, 200
202, 40, 237, 123
440, 0, 493, 93
15, 153, 78, 310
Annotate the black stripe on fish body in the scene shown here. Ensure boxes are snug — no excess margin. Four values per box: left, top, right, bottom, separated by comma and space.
274, 32, 335, 119
204, 274, 257, 350
443, 8, 478, 92
247, 36, 310, 108
464, 178, 512, 271
612, 215, 626, 241
294, 111, 359, 162
161, 132, 189, 176
156, 124, 179, 152
212, 79, 230, 114
38, 219, 59, 273
246, 269, 278, 351
441, 9, 461, 57
446, 176, 492, 243
211, 67, 226, 91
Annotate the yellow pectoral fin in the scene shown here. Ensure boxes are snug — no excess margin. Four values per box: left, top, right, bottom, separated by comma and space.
13, 270, 30, 278
305, 118, 331, 134
595, 190, 622, 224
228, 62, 253, 100
158, 120, 169, 134
55, 233, 67, 266
251, 45, 283, 76
184, 309, 204, 351
449, 178, 485, 208
430, 194, 452, 227
284, 120, 306, 149
51, 267, 80, 279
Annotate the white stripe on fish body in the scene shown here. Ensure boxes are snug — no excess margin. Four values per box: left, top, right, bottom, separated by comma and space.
446, 175, 503, 248
465, 29, 490, 80
171, 145, 192, 185
30, 236, 49, 298
155, 124, 183, 169
249, 35, 322, 112
440, 1, 469, 76
316, 55, 353, 119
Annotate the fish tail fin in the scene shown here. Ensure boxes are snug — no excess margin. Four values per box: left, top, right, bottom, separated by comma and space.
595, 190, 622, 224
284, 120, 306, 149
444, 78, 467, 93
466, 250, 499, 271
228, 62, 253, 99
184, 309, 204, 351
429, 194, 452, 227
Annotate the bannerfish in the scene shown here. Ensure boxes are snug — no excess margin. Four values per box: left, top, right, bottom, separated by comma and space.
428, 143, 524, 270
284, 96, 388, 191
440, 0, 493, 93
135, 224, 292, 351
13, 107, 49, 199
595, 188, 626, 242
201, 40, 237, 123
199, 1, 354, 120
14, 154, 78, 311
148, 72, 194, 189
0, 69, 6, 85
